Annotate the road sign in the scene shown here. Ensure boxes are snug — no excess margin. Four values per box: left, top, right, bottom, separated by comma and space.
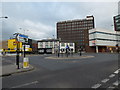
17, 34, 28, 43
114, 14, 120, 31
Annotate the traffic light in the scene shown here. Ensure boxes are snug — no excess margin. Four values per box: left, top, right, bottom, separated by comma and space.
116, 44, 119, 47
114, 14, 120, 31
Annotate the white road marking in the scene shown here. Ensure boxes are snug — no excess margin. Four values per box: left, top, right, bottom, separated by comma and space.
101, 78, 109, 83
11, 81, 38, 88
91, 84, 101, 89
108, 86, 115, 89
113, 81, 119, 86
109, 74, 115, 78
114, 69, 120, 74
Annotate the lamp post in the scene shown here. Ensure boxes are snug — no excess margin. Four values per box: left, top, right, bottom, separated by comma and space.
0, 16, 8, 19
19, 28, 29, 57
52, 35, 55, 54
13, 33, 20, 69
111, 24, 119, 53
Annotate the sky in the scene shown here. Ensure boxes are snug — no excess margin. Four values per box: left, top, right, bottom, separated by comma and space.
1, 1, 119, 40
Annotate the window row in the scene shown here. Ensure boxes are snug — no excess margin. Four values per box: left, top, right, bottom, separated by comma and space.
57, 21, 93, 26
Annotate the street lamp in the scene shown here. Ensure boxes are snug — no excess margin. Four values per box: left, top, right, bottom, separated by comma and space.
19, 28, 29, 35
0, 16, 8, 19
52, 35, 55, 54
19, 28, 27, 57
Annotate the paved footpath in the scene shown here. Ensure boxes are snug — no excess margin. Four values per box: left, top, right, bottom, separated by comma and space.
0, 56, 34, 77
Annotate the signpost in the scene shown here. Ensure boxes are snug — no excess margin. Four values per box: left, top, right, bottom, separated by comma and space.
17, 34, 29, 68
14, 33, 28, 69
17, 34, 28, 57
13, 33, 20, 69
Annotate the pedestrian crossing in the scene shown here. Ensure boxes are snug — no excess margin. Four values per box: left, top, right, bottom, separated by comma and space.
91, 68, 120, 89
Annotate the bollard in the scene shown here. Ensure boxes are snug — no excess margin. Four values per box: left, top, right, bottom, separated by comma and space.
58, 53, 59, 57
23, 57, 29, 68
80, 51, 82, 56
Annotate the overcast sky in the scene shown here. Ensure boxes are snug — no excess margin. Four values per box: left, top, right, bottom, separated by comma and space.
1, 2, 119, 40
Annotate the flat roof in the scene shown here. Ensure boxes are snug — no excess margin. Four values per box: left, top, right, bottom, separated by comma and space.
57, 16, 94, 23
89, 28, 119, 34
38, 39, 59, 42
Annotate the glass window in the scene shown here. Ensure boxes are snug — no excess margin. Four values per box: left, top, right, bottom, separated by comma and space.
69, 43, 73, 46
61, 43, 65, 47
45, 42, 48, 48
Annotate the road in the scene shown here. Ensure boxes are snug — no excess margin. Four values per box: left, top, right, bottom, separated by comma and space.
2, 53, 119, 89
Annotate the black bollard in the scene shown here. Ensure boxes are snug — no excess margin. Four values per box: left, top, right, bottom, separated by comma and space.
58, 53, 59, 57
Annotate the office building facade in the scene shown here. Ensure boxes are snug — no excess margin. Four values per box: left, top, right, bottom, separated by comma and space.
89, 28, 120, 53
57, 16, 95, 52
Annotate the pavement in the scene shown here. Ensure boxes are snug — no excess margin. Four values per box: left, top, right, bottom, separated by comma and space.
0, 55, 34, 77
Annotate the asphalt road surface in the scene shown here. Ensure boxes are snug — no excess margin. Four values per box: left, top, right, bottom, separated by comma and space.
2, 53, 119, 89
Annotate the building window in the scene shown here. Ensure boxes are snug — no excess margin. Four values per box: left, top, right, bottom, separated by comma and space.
40, 42, 43, 48
61, 43, 65, 47
69, 43, 73, 46
50, 42, 53, 48
45, 42, 48, 48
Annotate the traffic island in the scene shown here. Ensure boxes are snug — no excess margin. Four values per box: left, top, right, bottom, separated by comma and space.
0, 63, 34, 77
45, 55, 94, 60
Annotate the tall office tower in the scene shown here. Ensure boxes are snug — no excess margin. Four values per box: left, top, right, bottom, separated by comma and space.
57, 16, 95, 52
118, 1, 120, 14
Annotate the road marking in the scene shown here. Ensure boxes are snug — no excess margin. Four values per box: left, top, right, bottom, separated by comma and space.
108, 86, 115, 89
11, 81, 38, 88
101, 78, 109, 83
113, 80, 119, 86
109, 74, 115, 78
114, 69, 120, 74
91, 84, 101, 89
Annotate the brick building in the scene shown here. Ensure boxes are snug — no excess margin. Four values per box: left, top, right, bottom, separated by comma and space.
0, 40, 8, 50
57, 16, 95, 52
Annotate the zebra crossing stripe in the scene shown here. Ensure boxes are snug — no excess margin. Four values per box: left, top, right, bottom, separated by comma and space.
91, 84, 101, 89
101, 79, 109, 83
113, 81, 119, 86
109, 74, 115, 78
114, 69, 120, 74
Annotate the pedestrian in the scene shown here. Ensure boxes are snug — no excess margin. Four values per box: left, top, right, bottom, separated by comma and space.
66, 45, 69, 57
2, 49, 6, 56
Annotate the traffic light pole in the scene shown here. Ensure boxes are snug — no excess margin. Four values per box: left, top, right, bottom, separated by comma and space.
16, 42, 20, 69
15, 33, 20, 69
23, 42, 26, 58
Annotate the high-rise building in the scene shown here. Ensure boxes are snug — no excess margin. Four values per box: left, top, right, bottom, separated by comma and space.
57, 16, 95, 52
118, 1, 120, 14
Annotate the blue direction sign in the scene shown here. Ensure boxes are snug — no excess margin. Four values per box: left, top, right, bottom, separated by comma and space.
17, 34, 28, 43
19, 34, 28, 38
